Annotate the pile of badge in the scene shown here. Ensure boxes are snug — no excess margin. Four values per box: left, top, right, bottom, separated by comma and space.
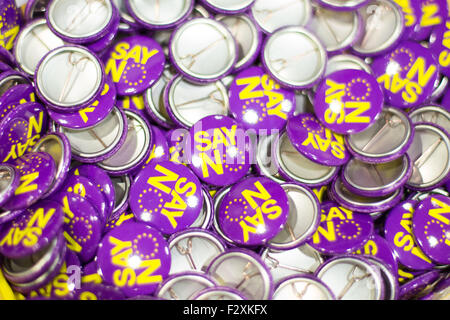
0, 0, 448, 301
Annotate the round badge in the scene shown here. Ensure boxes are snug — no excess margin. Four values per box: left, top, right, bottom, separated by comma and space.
51, 191, 102, 263
0, 200, 63, 259
251, 0, 312, 35
47, 75, 116, 129
384, 200, 435, 271
217, 176, 289, 246
129, 160, 203, 235
371, 41, 439, 109
62, 174, 108, 225
308, 201, 374, 255
229, 66, 296, 131
0, 102, 48, 164
187, 115, 253, 186
351, 0, 404, 56
262, 26, 327, 89
97, 221, 170, 297
391, 0, 420, 39
103, 35, 165, 96
0, 0, 21, 51
169, 18, 237, 83
412, 195, 450, 265
314, 69, 384, 135
70, 164, 115, 221
286, 113, 350, 166
2, 152, 56, 211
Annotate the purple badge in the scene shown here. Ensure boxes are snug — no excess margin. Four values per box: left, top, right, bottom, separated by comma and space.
412, 195, 450, 265
308, 201, 374, 255
116, 93, 148, 120
286, 113, 350, 166
70, 164, 115, 222
187, 115, 253, 186
384, 200, 435, 271
103, 35, 165, 96
0, 102, 48, 164
130, 160, 203, 235
0, 199, 63, 259
2, 152, 56, 211
314, 69, 383, 134
228, 66, 296, 131
74, 283, 125, 300
0, 163, 20, 207
411, 0, 448, 42
166, 128, 189, 164
399, 270, 441, 300
353, 234, 399, 275
372, 41, 439, 109
0, 0, 21, 51
217, 176, 289, 246
51, 191, 102, 263
97, 222, 170, 297
47, 75, 117, 129
62, 174, 108, 226
429, 17, 450, 78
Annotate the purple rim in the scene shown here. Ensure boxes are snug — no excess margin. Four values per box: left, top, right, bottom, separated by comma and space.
109, 174, 132, 220
2, 232, 65, 284
191, 285, 247, 300
365, 255, 399, 301
0, 208, 24, 225
273, 273, 336, 300
167, 227, 227, 260
24, 0, 43, 21
162, 74, 190, 128
217, 13, 264, 73
0, 45, 17, 68
196, 187, 214, 229
125, 0, 194, 30
206, 248, 274, 300
0, 163, 20, 208
350, 0, 405, 57
405, 122, 450, 192
154, 271, 217, 298
34, 45, 106, 112
63, 106, 128, 164
260, 26, 327, 90
97, 109, 153, 176
399, 270, 442, 300
316, 0, 370, 11
314, 254, 385, 298
11, 240, 67, 294
329, 176, 404, 213
200, 0, 255, 15
168, 18, 238, 84
305, 6, 364, 54
273, 130, 339, 188
0, 70, 32, 92
345, 108, 415, 164
45, 0, 117, 43
267, 182, 321, 251
143, 75, 176, 129
84, 4, 121, 53
340, 153, 413, 198
36, 132, 73, 199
